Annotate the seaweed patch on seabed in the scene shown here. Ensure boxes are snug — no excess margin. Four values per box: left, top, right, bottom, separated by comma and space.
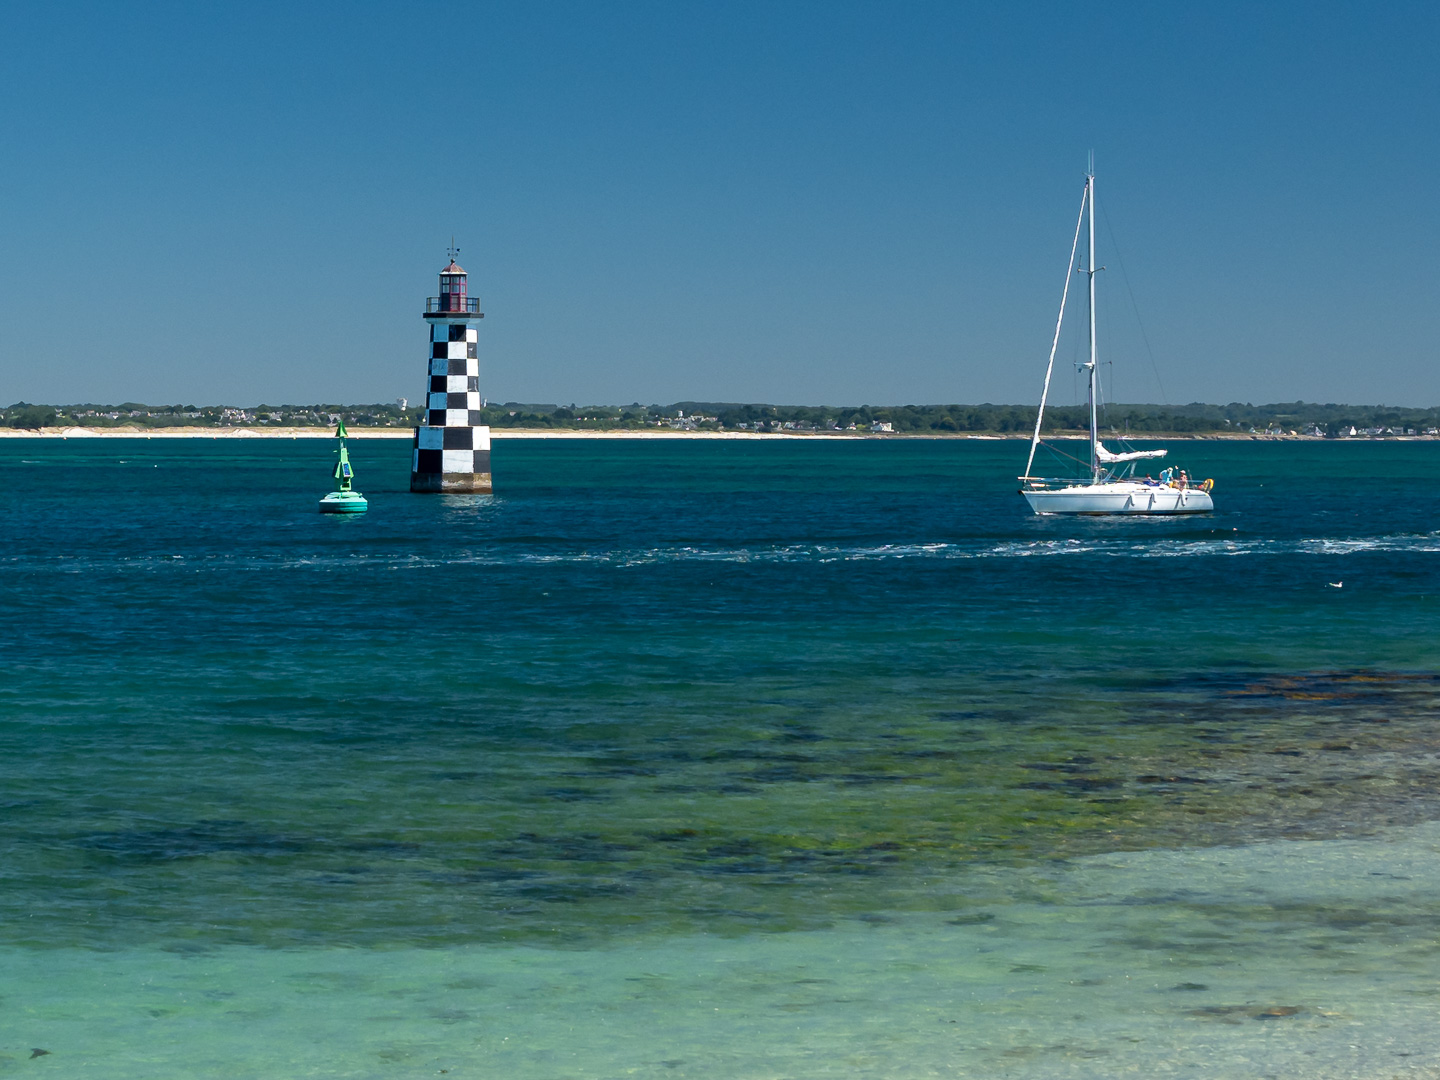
1111, 669, 1440, 845
75, 821, 311, 862
1164, 669, 1440, 714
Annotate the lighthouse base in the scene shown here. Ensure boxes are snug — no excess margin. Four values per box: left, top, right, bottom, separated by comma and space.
410, 425, 492, 494
410, 471, 493, 494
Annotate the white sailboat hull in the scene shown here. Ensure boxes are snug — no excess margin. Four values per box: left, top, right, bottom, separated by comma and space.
1023, 482, 1213, 515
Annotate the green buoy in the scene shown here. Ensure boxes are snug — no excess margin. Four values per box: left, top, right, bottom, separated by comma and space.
319, 420, 368, 513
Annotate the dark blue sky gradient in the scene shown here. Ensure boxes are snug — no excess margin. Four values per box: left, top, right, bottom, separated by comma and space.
1, 1, 1436, 406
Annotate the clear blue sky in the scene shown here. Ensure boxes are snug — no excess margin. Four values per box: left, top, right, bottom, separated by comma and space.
2, 1, 1437, 407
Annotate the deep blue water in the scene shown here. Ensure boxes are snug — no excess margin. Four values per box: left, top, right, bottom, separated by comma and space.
3, 436, 1440, 1077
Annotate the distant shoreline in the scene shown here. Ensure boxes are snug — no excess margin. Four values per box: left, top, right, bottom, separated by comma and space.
2, 426, 1432, 441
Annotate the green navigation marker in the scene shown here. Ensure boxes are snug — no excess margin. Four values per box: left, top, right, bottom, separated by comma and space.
319, 420, 369, 513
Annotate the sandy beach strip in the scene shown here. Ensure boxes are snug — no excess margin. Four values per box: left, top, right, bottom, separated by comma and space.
0, 426, 858, 440
0, 426, 1357, 441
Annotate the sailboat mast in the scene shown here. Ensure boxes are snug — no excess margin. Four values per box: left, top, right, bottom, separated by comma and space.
1086, 168, 1099, 482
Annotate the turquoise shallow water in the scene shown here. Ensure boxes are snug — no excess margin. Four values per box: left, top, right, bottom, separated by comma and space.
2, 437, 1439, 1076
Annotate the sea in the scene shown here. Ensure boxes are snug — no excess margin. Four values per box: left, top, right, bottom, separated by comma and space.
2, 435, 1439, 1078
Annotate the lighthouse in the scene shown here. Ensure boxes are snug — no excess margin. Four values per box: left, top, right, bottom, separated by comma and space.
410, 253, 491, 493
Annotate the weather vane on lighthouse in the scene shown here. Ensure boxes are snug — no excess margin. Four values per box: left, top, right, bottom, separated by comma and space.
409, 245, 491, 493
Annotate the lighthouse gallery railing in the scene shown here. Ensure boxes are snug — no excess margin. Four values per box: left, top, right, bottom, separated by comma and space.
425, 297, 482, 314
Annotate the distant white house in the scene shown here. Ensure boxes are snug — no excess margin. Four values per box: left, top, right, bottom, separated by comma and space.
871, 421, 894, 433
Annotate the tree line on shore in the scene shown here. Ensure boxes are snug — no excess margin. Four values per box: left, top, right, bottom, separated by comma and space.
6, 399, 1440, 436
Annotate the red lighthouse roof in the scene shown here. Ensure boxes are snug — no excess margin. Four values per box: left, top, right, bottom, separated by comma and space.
440, 260, 466, 275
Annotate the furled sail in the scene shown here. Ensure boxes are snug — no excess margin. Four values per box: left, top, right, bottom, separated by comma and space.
1095, 442, 1167, 464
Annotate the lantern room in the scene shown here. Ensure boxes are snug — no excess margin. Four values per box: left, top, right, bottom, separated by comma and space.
438, 260, 468, 313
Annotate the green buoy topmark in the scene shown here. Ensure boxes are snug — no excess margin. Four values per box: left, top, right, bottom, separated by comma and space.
319, 420, 368, 514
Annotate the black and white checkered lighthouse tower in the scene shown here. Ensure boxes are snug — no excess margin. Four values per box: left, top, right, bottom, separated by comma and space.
410, 253, 491, 493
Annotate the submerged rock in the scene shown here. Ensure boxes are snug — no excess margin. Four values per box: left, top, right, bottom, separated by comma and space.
1255, 1005, 1301, 1019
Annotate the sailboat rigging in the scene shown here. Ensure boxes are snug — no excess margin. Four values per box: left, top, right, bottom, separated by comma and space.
1020, 164, 1214, 515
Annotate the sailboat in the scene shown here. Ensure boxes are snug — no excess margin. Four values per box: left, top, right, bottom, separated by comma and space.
1020, 164, 1214, 515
